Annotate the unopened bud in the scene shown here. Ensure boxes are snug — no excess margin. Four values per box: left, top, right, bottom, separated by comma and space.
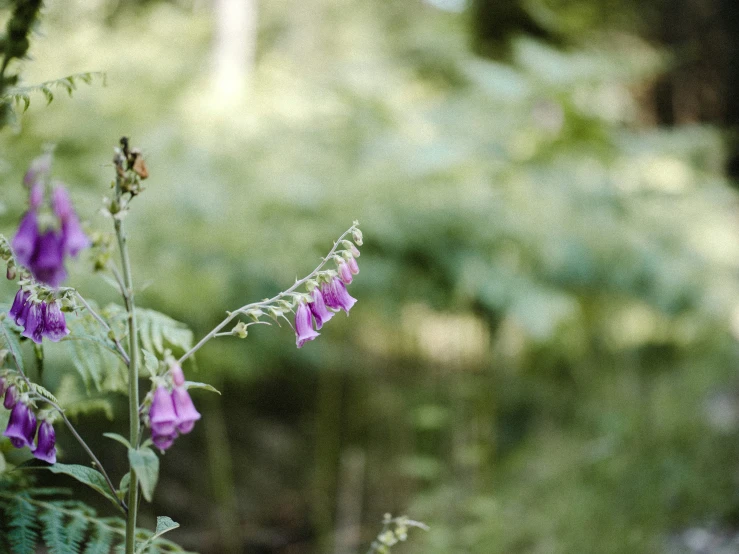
232, 321, 248, 339
6, 262, 16, 281
170, 363, 186, 386
352, 228, 363, 246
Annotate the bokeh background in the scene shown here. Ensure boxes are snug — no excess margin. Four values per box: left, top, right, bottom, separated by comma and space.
2, 0, 739, 552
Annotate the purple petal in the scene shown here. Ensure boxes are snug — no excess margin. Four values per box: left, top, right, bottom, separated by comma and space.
326, 277, 356, 315
173, 387, 201, 434
338, 261, 353, 285
152, 432, 177, 452
149, 386, 178, 436
170, 364, 186, 387
43, 301, 70, 342
309, 288, 335, 330
21, 302, 46, 344
9, 289, 30, 324
30, 231, 67, 287
52, 186, 74, 220
61, 216, 90, 257
4, 385, 18, 409
12, 211, 39, 267
295, 302, 319, 348
348, 257, 359, 275
4, 402, 36, 449
33, 420, 57, 464
29, 183, 44, 210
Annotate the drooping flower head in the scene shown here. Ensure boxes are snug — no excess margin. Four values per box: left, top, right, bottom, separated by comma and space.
321, 277, 357, 315
9, 288, 30, 325
173, 387, 201, 434
53, 186, 90, 257
308, 287, 335, 330
33, 419, 57, 464
12, 211, 39, 268
3, 385, 18, 409
295, 300, 319, 348
337, 260, 353, 285
149, 386, 178, 438
29, 230, 67, 288
43, 301, 70, 342
4, 400, 37, 449
20, 302, 46, 344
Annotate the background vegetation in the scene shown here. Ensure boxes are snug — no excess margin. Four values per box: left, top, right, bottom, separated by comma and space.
2, 0, 739, 552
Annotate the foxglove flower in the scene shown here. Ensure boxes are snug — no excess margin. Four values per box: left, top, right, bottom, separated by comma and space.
53, 186, 90, 257
173, 387, 201, 434
9, 288, 30, 324
12, 211, 39, 267
295, 300, 319, 348
309, 287, 335, 330
337, 260, 353, 285
4, 385, 18, 409
33, 419, 56, 464
29, 183, 44, 210
43, 301, 69, 342
347, 256, 359, 275
149, 386, 178, 437
321, 277, 357, 315
30, 231, 66, 288
20, 302, 45, 344
152, 432, 177, 452
4, 401, 37, 449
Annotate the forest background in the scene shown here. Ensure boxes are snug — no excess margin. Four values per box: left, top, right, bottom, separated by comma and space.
2, 0, 739, 552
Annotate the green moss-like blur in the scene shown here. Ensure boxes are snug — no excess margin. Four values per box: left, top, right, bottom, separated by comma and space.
2, 0, 739, 552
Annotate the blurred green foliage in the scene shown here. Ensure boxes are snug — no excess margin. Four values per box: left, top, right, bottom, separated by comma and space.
2, 0, 739, 552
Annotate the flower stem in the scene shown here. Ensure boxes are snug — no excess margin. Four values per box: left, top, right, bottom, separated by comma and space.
113, 161, 141, 554
177, 224, 358, 365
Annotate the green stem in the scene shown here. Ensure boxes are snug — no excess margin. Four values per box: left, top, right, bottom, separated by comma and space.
114, 173, 140, 554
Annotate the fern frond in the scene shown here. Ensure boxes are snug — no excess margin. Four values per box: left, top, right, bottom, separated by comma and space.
39, 507, 67, 554
1, 72, 106, 113
105, 305, 193, 357
7, 494, 39, 554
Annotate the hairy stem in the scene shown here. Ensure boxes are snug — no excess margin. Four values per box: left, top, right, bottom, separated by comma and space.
0, 323, 125, 512
177, 224, 358, 365
114, 164, 141, 554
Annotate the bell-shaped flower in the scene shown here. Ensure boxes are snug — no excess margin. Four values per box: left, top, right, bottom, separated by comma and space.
12, 211, 39, 267
347, 257, 359, 275
4, 401, 37, 449
9, 288, 30, 325
173, 387, 201, 434
4, 385, 18, 409
54, 187, 90, 257
170, 364, 186, 387
30, 231, 66, 287
322, 277, 357, 315
295, 300, 319, 348
309, 287, 335, 330
337, 260, 353, 284
33, 419, 57, 464
149, 386, 178, 437
152, 432, 177, 452
20, 302, 46, 344
43, 301, 69, 342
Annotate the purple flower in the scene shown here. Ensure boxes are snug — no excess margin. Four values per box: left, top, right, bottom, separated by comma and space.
149, 386, 178, 438
295, 300, 319, 348
33, 420, 56, 464
321, 277, 357, 315
43, 301, 70, 342
20, 302, 45, 344
347, 257, 359, 276
170, 364, 186, 387
309, 288, 335, 330
152, 432, 177, 451
53, 187, 90, 257
337, 261, 353, 285
173, 387, 201, 434
12, 211, 39, 267
4, 401, 37, 449
30, 183, 44, 210
9, 288, 30, 324
4, 385, 18, 409
29, 231, 67, 288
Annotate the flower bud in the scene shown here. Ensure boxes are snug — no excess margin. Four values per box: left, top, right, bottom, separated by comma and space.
232, 321, 248, 338
170, 364, 186, 387
6, 262, 16, 281
352, 228, 363, 246
4, 385, 18, 409
33, 419, 57, 464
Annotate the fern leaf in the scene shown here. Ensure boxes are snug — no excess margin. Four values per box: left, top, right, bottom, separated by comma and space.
30, 382, 60, 404
64, 510, 89, 553
39, 507, 67, 554
1, 72, 105, 114
65, 310, 126, 392
8, 495, 39, 554
84, 522, 116, 554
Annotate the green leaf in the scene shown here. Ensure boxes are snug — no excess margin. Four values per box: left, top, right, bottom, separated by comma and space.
128, 447, 159, 503
45, 464, 120, 510
0, 317, 24, 374
8, 494, 38, 554
135, 516, 180, 554
29, 382, 59, 405
118, 472, 131, 501
103, 433, 132, 449
65, 310, 126, 392
142, 349, 160, 377
184, 381, 221, 395
39, 507, 66, 554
